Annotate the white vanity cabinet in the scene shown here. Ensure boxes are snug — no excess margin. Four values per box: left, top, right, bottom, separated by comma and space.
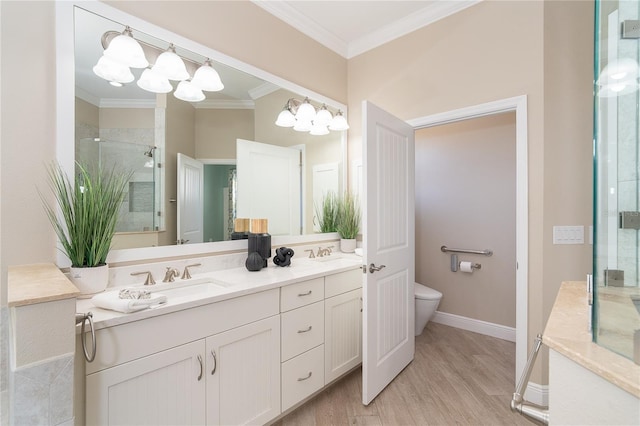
85, 289, 281, 426
205, 316, 281, 426
86, 339, 206, 425
324, 269, 363, 384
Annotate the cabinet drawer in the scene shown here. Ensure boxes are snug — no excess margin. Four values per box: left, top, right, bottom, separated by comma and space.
325, 268, 362, 298
281, 301, 324, 361
281, 277, 324, 312
281, 345, 324, 412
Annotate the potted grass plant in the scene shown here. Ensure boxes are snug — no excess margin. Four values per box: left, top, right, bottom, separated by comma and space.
337, 191, 360, 253
41, 162, 131, 297
315, 191, 340, 233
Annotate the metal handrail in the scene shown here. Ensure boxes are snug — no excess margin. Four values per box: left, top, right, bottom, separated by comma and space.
510, 334, 549, 424
441, 245, 493, 256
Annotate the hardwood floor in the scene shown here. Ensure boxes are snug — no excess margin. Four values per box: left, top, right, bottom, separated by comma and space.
273, 322, 536, 426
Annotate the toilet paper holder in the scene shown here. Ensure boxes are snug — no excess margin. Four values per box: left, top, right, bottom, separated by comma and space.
450, 254, 481, 272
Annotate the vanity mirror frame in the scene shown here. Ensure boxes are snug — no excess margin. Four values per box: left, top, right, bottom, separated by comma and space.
56, 0, 346, 265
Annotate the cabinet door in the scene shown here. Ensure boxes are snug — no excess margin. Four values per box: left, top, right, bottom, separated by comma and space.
206, 315, 281, 425
86, 340, 206, 426
325, 288, 363, 384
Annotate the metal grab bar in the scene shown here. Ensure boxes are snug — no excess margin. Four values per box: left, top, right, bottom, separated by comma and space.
510, 334, 549, 424
441, 245, 493, 256
76, 312, 96, 362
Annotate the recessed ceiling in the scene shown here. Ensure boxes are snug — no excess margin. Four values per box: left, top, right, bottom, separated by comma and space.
252, 0, 481, 58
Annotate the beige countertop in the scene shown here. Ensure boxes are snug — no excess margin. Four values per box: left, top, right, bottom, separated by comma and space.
8, 263, 79, 307
543, 281, 640, 399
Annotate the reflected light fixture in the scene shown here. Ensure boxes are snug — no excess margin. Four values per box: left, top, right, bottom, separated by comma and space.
93, 27, 224, 103
103, 26, 149, 69
596, 57, 640, 98
152, 44, 190, 81
275, 98, 349, 136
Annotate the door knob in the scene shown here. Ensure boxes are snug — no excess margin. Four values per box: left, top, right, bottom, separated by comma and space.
369, 263, 386, 273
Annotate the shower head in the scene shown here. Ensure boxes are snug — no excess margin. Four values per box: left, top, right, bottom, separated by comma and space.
143, 146, 156, 158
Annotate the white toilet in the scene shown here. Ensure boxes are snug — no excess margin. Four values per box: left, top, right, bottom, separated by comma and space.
414, 282, 442, 336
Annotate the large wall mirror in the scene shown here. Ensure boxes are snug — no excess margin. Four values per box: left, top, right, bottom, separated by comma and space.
64, 2, 347, 260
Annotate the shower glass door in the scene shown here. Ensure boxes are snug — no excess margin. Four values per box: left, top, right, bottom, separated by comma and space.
593, 0, 640, 363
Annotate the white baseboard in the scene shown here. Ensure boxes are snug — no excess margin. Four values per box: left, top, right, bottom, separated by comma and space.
431, 311, 516, 342
525, 382, 548, 407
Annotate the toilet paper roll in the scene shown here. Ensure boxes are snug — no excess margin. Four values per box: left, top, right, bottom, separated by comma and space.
459, 261, 474, 273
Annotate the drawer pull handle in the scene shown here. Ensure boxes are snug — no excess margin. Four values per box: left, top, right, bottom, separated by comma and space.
297, 371, 312, 381
211, 350, 217, 375
297, 326, 313, 334
197, 355, 203, 381
297, 290, 312, 297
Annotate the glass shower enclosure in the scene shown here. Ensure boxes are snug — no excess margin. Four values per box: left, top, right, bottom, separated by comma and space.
593, 0, 640, 364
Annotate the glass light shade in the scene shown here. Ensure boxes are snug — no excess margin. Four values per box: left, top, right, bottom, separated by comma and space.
137, 68, 173, 93
328, 111, 350, 131
310, 122, 330, 136
315, 106, 333, 126
93, 55, 134, 84
174, 80, 205, 102
275, 109, 296, 127
153, 47, 190, 81
191, 62, 224, 91
295, 98, 316, 122
104, 30, 149, 69
293, 119, 312, 132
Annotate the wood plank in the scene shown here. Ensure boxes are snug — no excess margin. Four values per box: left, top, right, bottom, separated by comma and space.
274, 323, 536, 425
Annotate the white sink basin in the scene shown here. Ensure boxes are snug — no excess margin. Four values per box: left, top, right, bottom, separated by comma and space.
159, 282, 226, 299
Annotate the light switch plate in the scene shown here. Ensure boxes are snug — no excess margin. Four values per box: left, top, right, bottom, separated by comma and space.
553, 225, 585, 244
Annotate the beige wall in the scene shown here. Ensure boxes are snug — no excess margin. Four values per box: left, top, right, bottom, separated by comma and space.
162, 95, 196, 246
416, 112, 516, 327
348, 0, 594, 385
195, 108, 254, 159
75, 98, 99, 129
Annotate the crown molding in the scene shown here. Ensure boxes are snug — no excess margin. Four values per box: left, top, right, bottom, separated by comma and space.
75, 87, 101, 107
248, 82, 281, 100
253, 0, 480, 59
251, 0, 349, 57
348, 0, 480, 58
194, 99, 255, 109
99, 98, 156, 108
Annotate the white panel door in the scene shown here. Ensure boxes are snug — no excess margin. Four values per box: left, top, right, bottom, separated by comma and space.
236, 139, 301, 236
312, 162, 340, 232
85, 340, 206, 425
177, 153, 204, 244
362, 101, 415, 405
206, 315, 281, 425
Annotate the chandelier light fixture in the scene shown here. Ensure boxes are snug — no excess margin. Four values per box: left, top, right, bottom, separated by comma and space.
93, 27, 224, 102
275, 97, 349, 135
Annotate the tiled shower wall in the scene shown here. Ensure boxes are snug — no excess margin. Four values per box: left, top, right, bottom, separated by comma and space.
617, 0, 640, 286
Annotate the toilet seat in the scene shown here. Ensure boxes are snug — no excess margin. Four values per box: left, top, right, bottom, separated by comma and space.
414, 283, 442, 301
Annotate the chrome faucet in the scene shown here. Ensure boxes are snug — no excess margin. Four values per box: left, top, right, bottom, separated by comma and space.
130, 271, 156, 285
305, 249, 316, 259
181, 263, 202, 279
163, 267, 180, 283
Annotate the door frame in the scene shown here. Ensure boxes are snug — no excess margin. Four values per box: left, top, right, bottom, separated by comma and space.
407, 95, 528, 386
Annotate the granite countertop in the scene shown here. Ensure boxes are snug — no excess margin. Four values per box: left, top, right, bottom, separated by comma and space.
8, 263, 79, 307
543, 281, 640, 399
76, 255, 362, 331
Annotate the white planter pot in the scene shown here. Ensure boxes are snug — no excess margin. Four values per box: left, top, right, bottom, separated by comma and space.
340, 238, 357, 253
68, 264, 109, 298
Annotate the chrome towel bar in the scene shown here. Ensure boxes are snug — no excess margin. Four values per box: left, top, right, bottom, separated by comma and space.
441, 245, 493, 256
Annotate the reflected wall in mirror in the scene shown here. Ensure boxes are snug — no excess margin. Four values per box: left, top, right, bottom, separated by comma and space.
73, 5, 346, 249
